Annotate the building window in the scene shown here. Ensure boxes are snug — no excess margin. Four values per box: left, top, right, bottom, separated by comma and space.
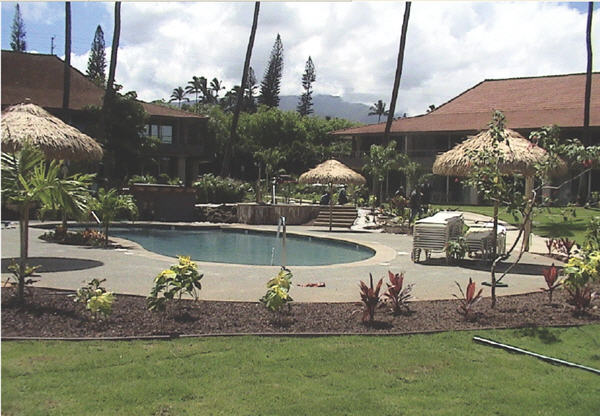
144, 124, 173, 144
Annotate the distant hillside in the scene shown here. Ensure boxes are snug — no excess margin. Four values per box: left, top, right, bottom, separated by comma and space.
278, 94, 397, 124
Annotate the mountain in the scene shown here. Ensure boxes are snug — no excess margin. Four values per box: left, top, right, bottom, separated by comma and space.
278, 94, 390, 124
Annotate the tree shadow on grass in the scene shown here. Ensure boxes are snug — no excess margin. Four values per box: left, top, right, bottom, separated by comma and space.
1, 257, 103, 273
515, 326, 561, 344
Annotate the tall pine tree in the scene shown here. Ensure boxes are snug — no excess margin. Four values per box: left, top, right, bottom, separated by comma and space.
258, 34, 283, 108
10, 4, 26, 52
297, 56, 315, 116
87, 25, 107, 86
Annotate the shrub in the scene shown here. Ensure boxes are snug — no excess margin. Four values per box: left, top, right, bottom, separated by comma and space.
545, 238, 555, 255
6, 261, 40, 290
562, 251, 599, 315
128, 174, 157, 185
260, 267, 293, 312
72, 278, 115, 319
383, 270, 413, 314
147, 256, 204, 312
193, 173, 249, 203
445, 237, 467, 262
540, 263, 561, 303
359, 273, 383, 324
40, 228, 106, 246
584, 217, 600, 251
554, 238, 577, 259
453, 278, 483, 321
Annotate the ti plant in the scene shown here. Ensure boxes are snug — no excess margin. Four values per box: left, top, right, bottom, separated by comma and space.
383, 270, 413, 314
147, 256, 203, 312
359, 273, 383, 324
554, 238, 577, 259
71, 278, 115, 319
260, 267, 293, 313
545, 238, 555, 255
453, 278, 483, 321
541, 263, 561, 303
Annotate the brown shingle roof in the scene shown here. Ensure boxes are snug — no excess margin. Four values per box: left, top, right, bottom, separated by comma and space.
333, 73, 600, 136
1, 50, 205, 119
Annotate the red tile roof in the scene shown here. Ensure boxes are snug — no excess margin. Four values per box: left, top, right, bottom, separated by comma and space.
333, 73, 600, 136
1, 50, 205, 119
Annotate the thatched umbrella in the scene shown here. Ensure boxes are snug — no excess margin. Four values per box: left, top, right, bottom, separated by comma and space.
433, 128, 566, 252
299, 159, 366, 231
1, 102, 103, 161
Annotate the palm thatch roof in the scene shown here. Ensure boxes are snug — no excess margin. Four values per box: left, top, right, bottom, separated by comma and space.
1, 102, 103, 161
432, 128, 566, 177
299, 159, 366, 185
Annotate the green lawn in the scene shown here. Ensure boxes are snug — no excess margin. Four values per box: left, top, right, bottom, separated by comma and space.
433, 204, 600, 244
3, 325, 600, 415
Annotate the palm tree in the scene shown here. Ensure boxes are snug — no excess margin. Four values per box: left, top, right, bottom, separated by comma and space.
169, 86, 189, 108
89, 188, 138, 247
185, 76, 204, 108
2, 143, 92, 302
383, 2, 411, 143
368, 100, 389, 123
583, 1, 594, 201
221, 1, 260, 177
210, 78, 226, 103
62, 2, 72, 121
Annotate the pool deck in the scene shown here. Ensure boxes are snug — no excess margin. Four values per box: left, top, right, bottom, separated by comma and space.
1, 216, 560, 303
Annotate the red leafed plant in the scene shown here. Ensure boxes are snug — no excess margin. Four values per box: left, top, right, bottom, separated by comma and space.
383, 271, 413, 314
565, 286, 596, 316
359, 273, 383, 324
541, 263, 561, 303
453, 278, 483, 321
554, 238, 577, 259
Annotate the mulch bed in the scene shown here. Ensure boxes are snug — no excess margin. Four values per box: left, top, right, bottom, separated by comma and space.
2, 285, 599, 338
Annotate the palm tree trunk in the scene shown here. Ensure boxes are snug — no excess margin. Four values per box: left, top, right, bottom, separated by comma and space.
383, 2, 411, 143
221, 2, 260, 177
62, 2, 71, 123
105, 2, 121, 102
582, 2, 594, 202
104, 222, 109, 247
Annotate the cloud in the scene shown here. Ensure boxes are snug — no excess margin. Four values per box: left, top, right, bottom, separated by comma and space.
69, 1, 599, 117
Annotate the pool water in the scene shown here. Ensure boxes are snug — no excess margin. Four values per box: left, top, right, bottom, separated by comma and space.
109, 227, 375, 266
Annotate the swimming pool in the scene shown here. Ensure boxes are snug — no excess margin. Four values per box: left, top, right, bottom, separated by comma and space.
108, 227, 375, 266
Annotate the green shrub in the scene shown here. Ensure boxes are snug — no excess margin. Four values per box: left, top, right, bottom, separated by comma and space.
128, 174, 157, 185
562, 251, 600, 315
260, 267, 293, 312
71, 278, 115, 319
147, 256, 203, 312
445, 237, 467, 262
193, 173, 249, 203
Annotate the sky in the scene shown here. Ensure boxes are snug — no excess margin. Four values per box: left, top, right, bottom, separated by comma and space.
1, 1, 598, 117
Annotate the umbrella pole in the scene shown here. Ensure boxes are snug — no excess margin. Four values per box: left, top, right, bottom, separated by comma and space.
329, 183, 333, 231
523, 176, 534, 252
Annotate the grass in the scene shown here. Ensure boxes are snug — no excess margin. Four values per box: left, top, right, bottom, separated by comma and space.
432, 204, 600, 244
3, 325, 600, 415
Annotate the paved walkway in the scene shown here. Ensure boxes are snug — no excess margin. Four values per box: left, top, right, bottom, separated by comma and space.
1, 217, 559, 303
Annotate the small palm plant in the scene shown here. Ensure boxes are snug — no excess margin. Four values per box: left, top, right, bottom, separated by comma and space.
89, 188, 138, 246
541, 263, 561, 303
359, 273, 383, 325
383, 271, 413, 314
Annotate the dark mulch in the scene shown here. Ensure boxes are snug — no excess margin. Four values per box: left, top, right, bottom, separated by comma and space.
2, 286, 599, 338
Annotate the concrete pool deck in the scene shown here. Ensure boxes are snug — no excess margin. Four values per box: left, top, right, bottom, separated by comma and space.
1, 218, 560, 303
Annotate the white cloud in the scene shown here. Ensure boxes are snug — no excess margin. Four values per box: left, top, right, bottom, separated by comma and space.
69, 1, 599, 117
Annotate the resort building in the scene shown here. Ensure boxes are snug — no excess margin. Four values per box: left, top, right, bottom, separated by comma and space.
1, 50, 210, 185
332, 73, 600, 203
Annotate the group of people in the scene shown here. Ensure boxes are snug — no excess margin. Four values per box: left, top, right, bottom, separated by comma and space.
319, 186, 348, 206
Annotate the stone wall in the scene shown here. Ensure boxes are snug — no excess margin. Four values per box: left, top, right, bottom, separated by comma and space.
237, 203, 321, 225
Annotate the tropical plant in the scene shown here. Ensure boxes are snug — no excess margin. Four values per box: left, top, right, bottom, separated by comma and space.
72, 278, 115, 319
258, 33, 284, 108
169, 86, 189, 108
359, 273, 383, 324
2, 143, 93, 302
368, 100, 388, 123
6, 261, 40, 291
383, 271, 413, 314
185, 75, 206, 106
562, 251, 600, 315
88, 188, 138, 246
147, 256, 204, 312
584, 217, 600, 251
193, 174, 249, 203
297, 56, 316, 116
453, 278, 483, 321
554, 238, 577, 259
445, 237, 468, 262
86, 25, 107, 86
10, 3, 26, 52
545, 238, 555, 255
210, 78, 225, 102
541, 263, 561, 303
260, 267, 293, 312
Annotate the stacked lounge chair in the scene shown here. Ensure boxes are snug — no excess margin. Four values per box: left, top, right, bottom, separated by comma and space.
411, 211, 464, 263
